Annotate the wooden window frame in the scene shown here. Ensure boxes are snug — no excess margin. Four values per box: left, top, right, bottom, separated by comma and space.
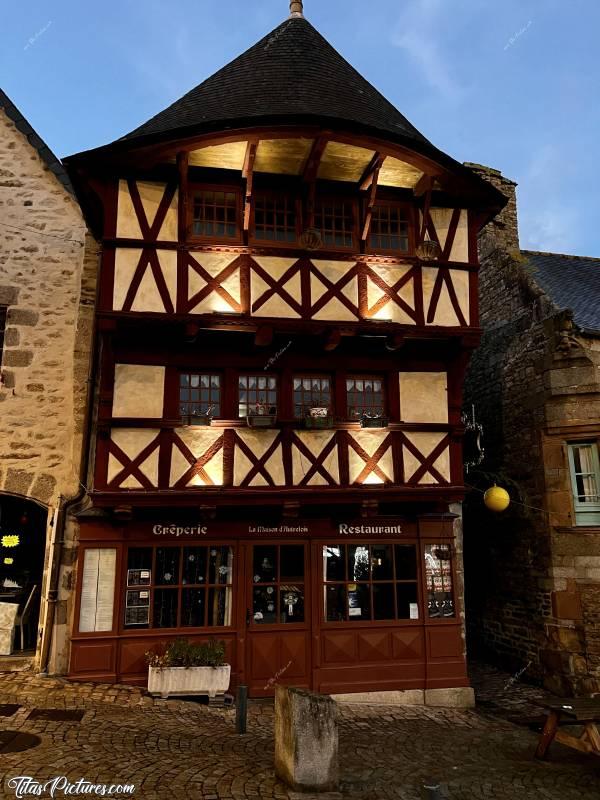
179, 371, 223, 423
321, 542, 422, 625
122, 543, 235, 632
345, 374, 386, 420
250, 189, 302, 247
567, 441, 600, 526
187, 183, 243, 244
248, 543, 307, 628
238, 373, 279, 418
292, 373, 334, 419
314, 195, 358, 251
366, 199, 415, 256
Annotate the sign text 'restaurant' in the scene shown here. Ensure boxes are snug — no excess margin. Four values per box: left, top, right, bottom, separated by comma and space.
339, 524, 402, 535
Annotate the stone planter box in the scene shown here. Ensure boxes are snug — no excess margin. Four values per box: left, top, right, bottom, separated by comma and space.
148, 665, 231, 699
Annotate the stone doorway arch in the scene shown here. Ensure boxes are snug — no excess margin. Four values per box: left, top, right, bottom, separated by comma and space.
0, 493, 48, 655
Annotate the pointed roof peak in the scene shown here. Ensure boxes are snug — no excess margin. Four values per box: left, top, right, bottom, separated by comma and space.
289, 1, 304, 17
119, 14, 430, 150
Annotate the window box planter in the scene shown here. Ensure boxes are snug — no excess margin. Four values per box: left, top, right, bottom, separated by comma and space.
186, 415, 213, 427
360, 416, 389, 429
246, 414, 278, 428
148, 665, 231, 699
304, 415, 335, 430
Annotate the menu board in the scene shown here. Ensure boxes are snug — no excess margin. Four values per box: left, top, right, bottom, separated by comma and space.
79, 549, 117, 633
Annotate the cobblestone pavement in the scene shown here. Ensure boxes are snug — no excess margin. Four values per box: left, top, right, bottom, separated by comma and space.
0, 667, 598, 800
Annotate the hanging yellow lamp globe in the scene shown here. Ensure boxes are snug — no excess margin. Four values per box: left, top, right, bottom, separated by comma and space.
484, 485, 510, 512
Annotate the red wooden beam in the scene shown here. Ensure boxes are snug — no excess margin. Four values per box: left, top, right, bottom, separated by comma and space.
359, 152, 385, 191
176, 151, 189, 243
243, 140, 258, 232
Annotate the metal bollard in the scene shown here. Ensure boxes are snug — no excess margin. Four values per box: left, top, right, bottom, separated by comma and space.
236, 684, 248, 734
422, 784, 443, 800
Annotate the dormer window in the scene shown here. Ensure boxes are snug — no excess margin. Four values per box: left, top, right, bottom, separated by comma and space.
190, 187, 240, 241
252, 192, 298, 243
368, 202, 411, 254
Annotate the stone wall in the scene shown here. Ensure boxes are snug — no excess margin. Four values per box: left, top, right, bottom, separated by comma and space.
0, 101, 97, 672
463, 163, 600, 694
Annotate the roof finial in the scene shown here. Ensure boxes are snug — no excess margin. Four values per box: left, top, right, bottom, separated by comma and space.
289, 1, 304, 17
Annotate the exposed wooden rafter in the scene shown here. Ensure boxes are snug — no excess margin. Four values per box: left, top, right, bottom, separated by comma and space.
361, 153, 383, 242
242, 140, 258, 232
176, 151, 189, 242
303, 134, 330, 228
359, 152, 385, 191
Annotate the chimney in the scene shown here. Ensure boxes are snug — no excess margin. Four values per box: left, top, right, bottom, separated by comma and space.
290, 1, 304, 17
464, 163, 520, 255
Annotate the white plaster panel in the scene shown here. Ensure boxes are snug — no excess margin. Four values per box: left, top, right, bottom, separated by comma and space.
403, 432, 450, 484
233, 430, 285, 486
450, 210, 469, 263
113, 249, 177, 313
348, 430, 393, 484
422, 267, 460, 326
251, 257, 301, 318
400, 372, 448, 424
133, 250, 177, 313
188, 253, 242, 313
450, 268, 470, 323
366, 263, 415, 323
116, 180, 142, 239
113, 248, 141, 311
108, 429, 160, 486
112, 365, 165, 418
292, 431, 339, 485
170, 428, 224, 487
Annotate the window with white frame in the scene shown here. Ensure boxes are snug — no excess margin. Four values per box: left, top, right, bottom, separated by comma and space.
567, 442, 600, 526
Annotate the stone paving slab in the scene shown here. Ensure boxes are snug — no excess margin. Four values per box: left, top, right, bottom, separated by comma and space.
0, 670, 597, 799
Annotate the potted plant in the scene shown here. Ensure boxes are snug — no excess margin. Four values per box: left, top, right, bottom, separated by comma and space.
304, 406, 334, 429
187, 405, 214, 427
246, 402, 277, 428
146, 638, 230, 699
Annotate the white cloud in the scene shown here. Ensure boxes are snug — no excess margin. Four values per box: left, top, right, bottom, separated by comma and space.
391, 0, 466, 102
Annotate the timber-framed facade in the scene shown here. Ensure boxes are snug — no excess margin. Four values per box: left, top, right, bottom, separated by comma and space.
64, 2, 506, 698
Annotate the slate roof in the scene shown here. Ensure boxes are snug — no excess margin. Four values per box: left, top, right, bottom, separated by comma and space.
522, 250, 600, 335
120, 16, 431, 148
0, 88, 73, 195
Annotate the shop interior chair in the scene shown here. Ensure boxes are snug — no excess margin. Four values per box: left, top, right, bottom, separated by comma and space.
15, 584, 37, 651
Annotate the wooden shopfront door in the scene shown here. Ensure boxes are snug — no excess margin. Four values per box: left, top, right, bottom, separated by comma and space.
243, 542, 312, 697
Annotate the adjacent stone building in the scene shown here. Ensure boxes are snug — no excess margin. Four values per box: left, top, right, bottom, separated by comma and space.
0, 89, 97, 672
464, 163, 600, 696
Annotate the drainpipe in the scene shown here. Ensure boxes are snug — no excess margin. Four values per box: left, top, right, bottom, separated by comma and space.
38, 234, 101, 675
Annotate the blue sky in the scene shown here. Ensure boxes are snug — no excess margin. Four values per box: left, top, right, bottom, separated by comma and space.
3, 0, 598, 255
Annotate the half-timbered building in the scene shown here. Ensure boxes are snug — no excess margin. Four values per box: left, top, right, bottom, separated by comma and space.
64, 2, 506, 699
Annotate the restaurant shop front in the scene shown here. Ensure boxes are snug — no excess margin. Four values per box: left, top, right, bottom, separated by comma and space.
69, 513, 467, 697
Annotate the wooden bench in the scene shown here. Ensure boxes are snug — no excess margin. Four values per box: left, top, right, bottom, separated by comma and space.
535, 699, 600, 759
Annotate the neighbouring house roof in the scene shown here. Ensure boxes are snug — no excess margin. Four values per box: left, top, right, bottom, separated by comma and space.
522, 250, 600, 336
0, 88, 73, 195
120, 16, 430, 148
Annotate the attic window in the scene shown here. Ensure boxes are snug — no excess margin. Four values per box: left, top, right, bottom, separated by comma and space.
315, 199, 355, 249
369, 203, 411, 254
252, 192, 298, 243
190, 187, 240, 240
